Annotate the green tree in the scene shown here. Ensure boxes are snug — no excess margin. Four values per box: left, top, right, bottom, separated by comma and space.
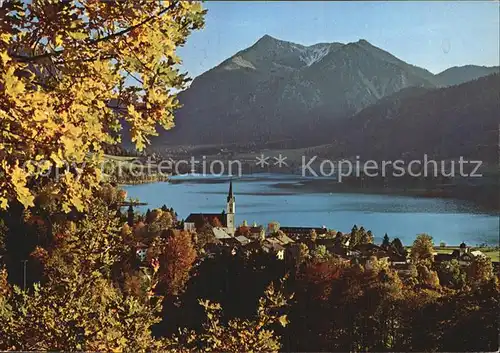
311, 245, 331, 261
350, 225, 359, 248
391, 237, 406, 256
410, 234, 434, 265
437, 259, 466, 289
194, 222, 216, 252
360, 229, 374, 244
382, 233, 390, 248
468, 255, 494, 286
295, 243, 310, 270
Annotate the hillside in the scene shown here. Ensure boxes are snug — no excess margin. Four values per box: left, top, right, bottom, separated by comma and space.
436, 65, 499, 87
324, 73, 499, 163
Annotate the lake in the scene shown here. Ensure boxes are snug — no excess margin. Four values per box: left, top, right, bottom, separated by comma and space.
123, 174, 499, 247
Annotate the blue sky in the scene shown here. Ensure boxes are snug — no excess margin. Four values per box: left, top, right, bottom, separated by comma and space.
177, 1, 499, 78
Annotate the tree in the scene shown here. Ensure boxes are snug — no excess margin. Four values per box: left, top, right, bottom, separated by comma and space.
382, 234, 390, 249
350, 225, 359, 248
195, 222, 216, 251
236, 225, 251, 237
0, 0, 206, 212
437, 259, 466, 289
210, 217, 223, 228
360, 230, 374, 244
146, 209, 173, 236
417, 263, 440, 289
0, 198, 163, 351
155, 230, 197, 296
127, 205, 135, 227
391, 238, 406, 257
410, 234, 434, 265
268, 222, 280, 233
311, 245, 331, 261
468, 255, 494, 286
309, 229, 318, 242
145, 209, 152, 223
165, 281, 291, 352
295, 243, 310, 270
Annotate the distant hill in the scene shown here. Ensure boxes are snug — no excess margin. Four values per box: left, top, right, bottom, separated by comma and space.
436, 65, 499, 87
322, 73, 499, 163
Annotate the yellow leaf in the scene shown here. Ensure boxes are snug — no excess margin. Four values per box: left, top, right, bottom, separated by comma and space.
68, 31, 87, 40
10, 164, 35, 208
278, 315, 289, 327
0, 198, 8, 210
50, 152, 64, 167
55, 34, 64, 47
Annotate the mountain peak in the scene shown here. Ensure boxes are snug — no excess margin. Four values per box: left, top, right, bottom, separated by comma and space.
256, 34, 281, 44
260, 34, 276, 40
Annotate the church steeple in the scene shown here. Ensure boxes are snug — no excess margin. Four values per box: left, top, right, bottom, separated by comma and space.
227, 180, 234, 202
226, 180, 235, 235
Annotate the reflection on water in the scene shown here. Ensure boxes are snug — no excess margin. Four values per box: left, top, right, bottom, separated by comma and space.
123, 174, 499, 246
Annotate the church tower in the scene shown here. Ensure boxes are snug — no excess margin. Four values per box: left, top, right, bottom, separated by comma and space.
226, 180, 235, 234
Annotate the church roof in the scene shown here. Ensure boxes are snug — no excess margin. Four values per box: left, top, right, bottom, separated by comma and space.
185, 213, 226, 225
185, 181, 235, 226
213, 227, 232, 240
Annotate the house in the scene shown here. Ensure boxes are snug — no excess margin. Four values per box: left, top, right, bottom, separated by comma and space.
236, 221, 266, 241
249, 225, 266, 240
274, 232, 295, 245
184, 213, 225, 232
261, 233, 295, 260
184, 181, 236, 235
235, 235, 251, 246
434, 242, 487, 266
262, 241, 286, 260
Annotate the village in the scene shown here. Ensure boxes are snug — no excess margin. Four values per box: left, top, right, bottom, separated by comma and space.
128, 181, 497, 278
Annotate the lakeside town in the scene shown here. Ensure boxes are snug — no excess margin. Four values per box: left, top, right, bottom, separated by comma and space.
127, 181, 500, 272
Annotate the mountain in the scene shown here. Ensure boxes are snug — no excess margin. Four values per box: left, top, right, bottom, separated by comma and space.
151, 36, 498, 149
154, 36, 440, 147
324, 73, 499, 163
436, 65, 499, 87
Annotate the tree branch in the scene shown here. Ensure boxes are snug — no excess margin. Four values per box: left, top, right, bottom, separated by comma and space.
11, 1, 178, 63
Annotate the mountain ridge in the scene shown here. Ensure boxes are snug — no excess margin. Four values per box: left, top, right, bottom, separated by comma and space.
151, 35, 498, 149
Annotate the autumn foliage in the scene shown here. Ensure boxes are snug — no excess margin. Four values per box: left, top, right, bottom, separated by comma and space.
155, 229, 197, 296
0, 0, 205, 212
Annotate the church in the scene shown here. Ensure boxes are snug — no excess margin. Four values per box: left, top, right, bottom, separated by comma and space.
183, 180, 236, 235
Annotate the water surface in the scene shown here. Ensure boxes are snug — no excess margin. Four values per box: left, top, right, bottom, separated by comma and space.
124, 174, 499, 246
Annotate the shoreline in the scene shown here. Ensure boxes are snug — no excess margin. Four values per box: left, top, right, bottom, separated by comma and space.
271, 179, 499, 214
